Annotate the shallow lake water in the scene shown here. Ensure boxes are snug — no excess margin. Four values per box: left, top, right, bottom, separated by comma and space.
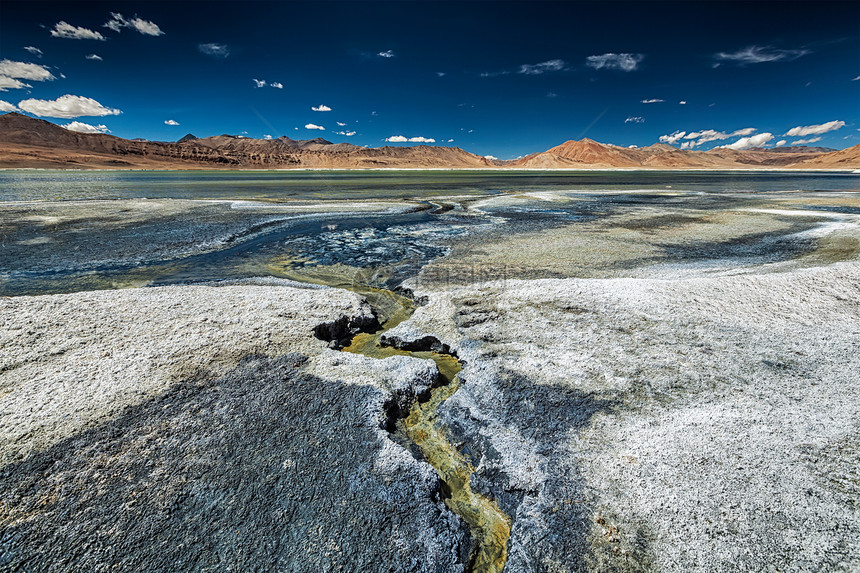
1, 170, 858, 296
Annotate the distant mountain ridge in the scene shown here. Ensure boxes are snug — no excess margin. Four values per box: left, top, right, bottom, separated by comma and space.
0, 112, 857, 170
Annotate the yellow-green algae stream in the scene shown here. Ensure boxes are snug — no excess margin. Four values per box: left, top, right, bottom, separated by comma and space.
269, 260, 511, 572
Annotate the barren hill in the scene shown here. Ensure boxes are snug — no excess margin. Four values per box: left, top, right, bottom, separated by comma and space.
0, 113, 857, 170
0, 113, 492, 169
510, 137, 859, 170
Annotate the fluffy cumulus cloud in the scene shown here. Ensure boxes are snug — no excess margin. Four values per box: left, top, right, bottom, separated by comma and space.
484, 155, 498, 160
659, 131, 686, 144
385, 135, 435, 143
0, 100, 19, 112
198, 43, 229, 58
377, 50, 395, 58
263, 134, 272, 140
679, 101, 687, 105
641, 99, 663, 104
720, 132, 774, 150
50, 21, 105, 41
252, 79, 266, 88
793, 137, 822, 144
518, 59, 565, 75
714, 46, 810, 65
305, 123, 325, 130
785, 120, 845, 136
62, 121, 110, 134
17, 94, 121, 118
663, 127, 758, 148
775, 140, 787, 147
0, 77, 29, 91
24, 46, 42, 57
0, 59, 55, 91
86, 54, 103, 61
335, 130, 356, 136
270, 82, 283, 89
0, 60, 55, 81
336, 121, 347, 127
104, 13, 164, 36
625, 116, 644, 123
311, 104, 332, 112
164, 119, 179, 126
585, 53, 643, 72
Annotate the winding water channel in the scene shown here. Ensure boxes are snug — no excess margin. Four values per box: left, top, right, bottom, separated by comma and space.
276, 265, 511, 572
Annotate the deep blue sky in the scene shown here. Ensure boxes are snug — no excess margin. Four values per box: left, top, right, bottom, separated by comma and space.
1, 1, 858, 158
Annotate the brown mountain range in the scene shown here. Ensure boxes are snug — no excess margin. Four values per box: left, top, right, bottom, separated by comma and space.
509, 138, 859, 169
0, 112, 857, 170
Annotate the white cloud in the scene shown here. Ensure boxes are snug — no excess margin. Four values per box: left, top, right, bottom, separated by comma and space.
198, 43, 230, 58
436, 72, 445, 77
447, 139, 454, 143
377, 50, 395, 58
625, 116, 644, 123
386, 135, 435, 143
659, 131, 686, 144
0, 100, 19, 112
714, 46, 810, 65
484, 155, 498, 160
793, 137, 822, 144
164, 119, 179, 126
785, 120, 845, 136
86, 54, 102, 61
720, 132, 774, 150
18, 94, 121, 118
311, 104, 332, 112
335, 130, 356, 136
641, 99, 663, 104
0, 60, 55, 81
775, 140, 787, 147
336, 121, 347, 127
585, 53, 643, 72
667, 127, 758, 148
270, 82, 283, 89
305, 123, 325, 130
127, 17, 163, 36
679, 101, 687, 105
253, 79, 266, 88
62, 121, 110, 134
104, 13, 164, 36
263, 134, 272, 140
518, 59, 565, 75
23, 46, 42, 57
628, 145, 638, 148
0, 77, 30, 91
853, 76, 860, 81
50, 21, 105, 41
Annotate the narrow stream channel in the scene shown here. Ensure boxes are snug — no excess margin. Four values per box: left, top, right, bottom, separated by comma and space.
274, 264, 511, 572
